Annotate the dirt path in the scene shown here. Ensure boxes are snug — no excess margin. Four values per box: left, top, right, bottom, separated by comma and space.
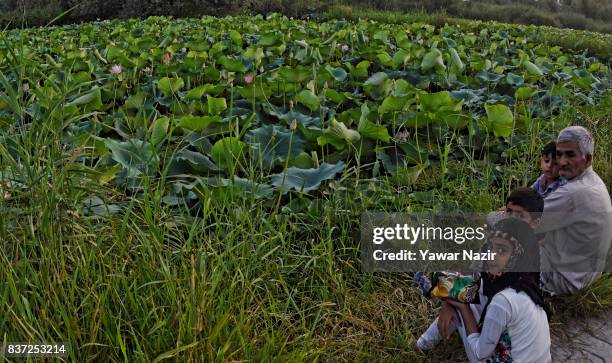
551, 309, 612, 362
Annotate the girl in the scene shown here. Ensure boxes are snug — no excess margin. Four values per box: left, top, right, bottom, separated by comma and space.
417, 218, 551, 362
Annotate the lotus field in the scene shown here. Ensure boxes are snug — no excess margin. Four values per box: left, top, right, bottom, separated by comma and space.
1, 14, 610, 202
0, 13, 611, 361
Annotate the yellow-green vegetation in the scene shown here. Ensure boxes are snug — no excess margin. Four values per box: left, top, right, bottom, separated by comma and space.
0, 12, 610, 361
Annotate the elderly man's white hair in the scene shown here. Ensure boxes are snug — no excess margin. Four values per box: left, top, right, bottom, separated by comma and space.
557, 125, 594, 158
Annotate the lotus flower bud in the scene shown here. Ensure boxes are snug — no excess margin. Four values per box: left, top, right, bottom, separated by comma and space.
109, 64, 122, 75
162, 52, 172, 65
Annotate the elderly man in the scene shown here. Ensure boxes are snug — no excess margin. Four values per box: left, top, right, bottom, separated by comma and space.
537, 126, 612, 296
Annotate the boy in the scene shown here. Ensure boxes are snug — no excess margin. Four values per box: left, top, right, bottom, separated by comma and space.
500, 187, 545, 228
486, 187, 544, 229
532, 141, 566, 198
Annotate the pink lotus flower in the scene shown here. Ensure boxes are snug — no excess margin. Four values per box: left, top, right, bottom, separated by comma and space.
245, 74, 254, 84
162, 52, 172, 65
109, 64, 122, 76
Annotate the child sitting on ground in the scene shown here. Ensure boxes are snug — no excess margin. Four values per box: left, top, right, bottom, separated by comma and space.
415, 188, 545, 301
415, 188, 545, 352
485, 187, 545, 229
531, 141, 566, 198
417, 218, 551, 362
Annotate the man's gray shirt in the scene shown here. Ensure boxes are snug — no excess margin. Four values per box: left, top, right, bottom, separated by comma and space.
536, 167, 612, 295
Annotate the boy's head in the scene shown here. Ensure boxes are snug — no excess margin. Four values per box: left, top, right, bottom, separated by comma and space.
505, 187, 544, 227
540, 141, 559, 181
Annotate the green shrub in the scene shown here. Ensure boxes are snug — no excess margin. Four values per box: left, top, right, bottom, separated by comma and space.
556, 11, 589, 30
456, 2, 560, 28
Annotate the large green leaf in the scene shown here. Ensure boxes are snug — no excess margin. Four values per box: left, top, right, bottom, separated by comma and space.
364, 78, 393, 100
377, 52, 394, 68
219, 56, 247, 72
506, 73, 524, 86
514, 87, 536, 100
65, 87, 102, 111
207, 95, 227, 115
434, 110, 470, 129
373, 30, 389, 42
351, 60, 370, 79
278, 66, 311, 83
235, 83, 272, 101
448, 48, 464, 73
420, 91, 459, 113
259, 33, 282, 47
229, 29, 242, 47
167, 149, 220, 175
150, 116, 170, 146
483, 103, 514, 138
197, 176, 273, 200
158, 77, 185, 97
270, 108, 322, 129
246, 125, 306, 168
324, 88, 348, 104
325, 64, 347, 82
449, 89, 481, 106
397, 143, 429, 165
379, 95, 411, 114
295, 90, 320, 112
421, 49, 445, 72
288, 152, 315, 169
210, 137, 246, 169
104, 138, 159, 176
364, 72, 388, 86
124, 93, 146, 110
317, 118, 361, 149
271, 161, 345, 193
392, 49, 411, 69
185, 84, 216, 100
523, 61, 543, 76
358, 104, 390, 142
177, 115, 222, 131
572, 69, 598, 90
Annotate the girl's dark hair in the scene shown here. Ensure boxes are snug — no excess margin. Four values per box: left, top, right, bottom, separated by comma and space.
506, 187, 544, 218
542, 141, 556, 157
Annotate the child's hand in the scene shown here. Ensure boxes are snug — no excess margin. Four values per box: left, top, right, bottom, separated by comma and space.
437, 301, 458, 340
444, 299, 469, 311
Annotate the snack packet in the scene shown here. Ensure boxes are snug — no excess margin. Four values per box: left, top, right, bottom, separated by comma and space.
414, 271, 480, 304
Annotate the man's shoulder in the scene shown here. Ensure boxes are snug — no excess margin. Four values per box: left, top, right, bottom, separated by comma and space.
556, 169, 608, 197
575, 169, 610, 201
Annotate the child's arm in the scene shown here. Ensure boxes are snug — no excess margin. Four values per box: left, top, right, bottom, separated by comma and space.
452, 302, 478, 335
449, 294, 512, 361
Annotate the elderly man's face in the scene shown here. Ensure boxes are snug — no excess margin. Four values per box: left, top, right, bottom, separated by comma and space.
556, 141, 591, 180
